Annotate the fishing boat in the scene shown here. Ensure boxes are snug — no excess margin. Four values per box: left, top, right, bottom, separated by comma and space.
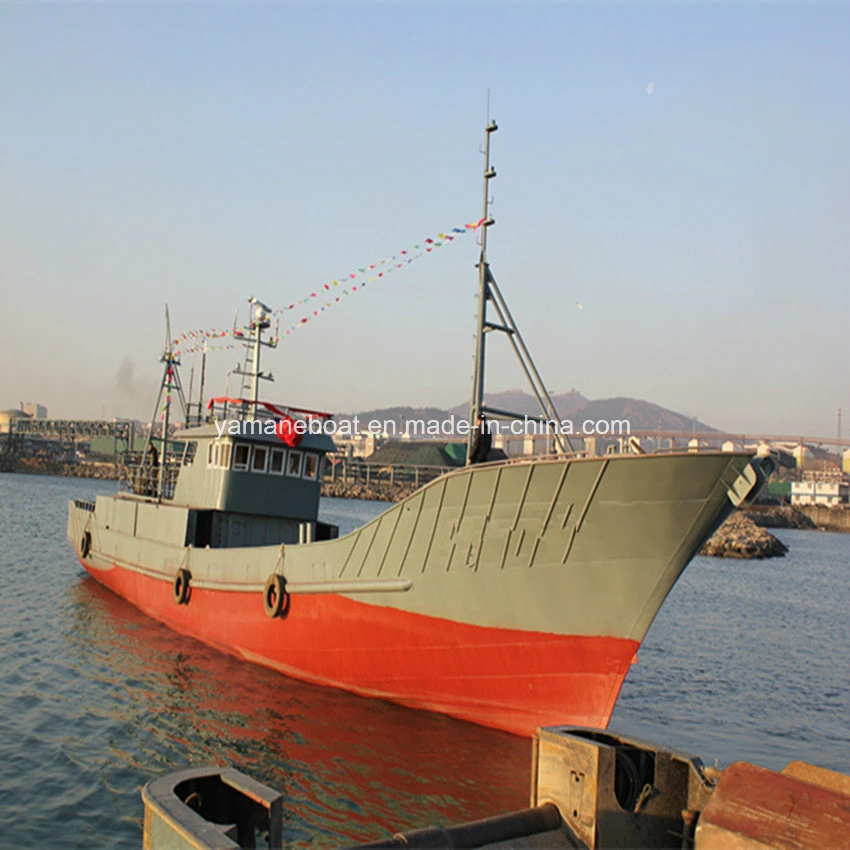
67, 123, 772, 736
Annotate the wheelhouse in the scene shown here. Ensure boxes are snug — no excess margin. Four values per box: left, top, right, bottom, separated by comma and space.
122, 400, 339, 549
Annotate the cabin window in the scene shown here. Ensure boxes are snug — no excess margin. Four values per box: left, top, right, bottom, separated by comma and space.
233, 444, 250, 471
208, 441, 233, 469
220, 443, 232, 470
287, 451, 303, 477
270, 448, 285, 475
182, 441, 197, 466
251, 446, 268, 473
303, 453, 318, 480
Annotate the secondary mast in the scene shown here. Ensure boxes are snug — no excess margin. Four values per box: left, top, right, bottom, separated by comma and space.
139, 306, 188, 501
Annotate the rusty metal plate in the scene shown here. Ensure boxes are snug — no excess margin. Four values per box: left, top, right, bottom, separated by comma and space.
695, 761, 850, 850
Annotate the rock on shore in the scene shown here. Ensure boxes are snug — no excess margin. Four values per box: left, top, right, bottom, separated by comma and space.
321, 479, 415, 503
699, 511, 788, 559
14, 458, 123, 479
742, 504, 816, 530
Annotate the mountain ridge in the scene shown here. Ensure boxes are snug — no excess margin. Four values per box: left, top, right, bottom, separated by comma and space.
342, 390, 715, 434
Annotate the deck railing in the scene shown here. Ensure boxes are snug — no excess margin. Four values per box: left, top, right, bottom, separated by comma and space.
324, 458, 454, 488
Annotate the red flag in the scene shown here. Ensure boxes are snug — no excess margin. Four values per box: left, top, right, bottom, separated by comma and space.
274, 416, 302, 448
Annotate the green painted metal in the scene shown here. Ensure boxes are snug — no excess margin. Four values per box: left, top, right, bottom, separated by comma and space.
69, 451, 767, 643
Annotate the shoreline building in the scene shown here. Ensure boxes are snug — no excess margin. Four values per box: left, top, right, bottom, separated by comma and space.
791, 471, 849, 507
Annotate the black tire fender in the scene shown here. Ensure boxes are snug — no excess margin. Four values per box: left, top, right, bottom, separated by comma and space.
173, 568, 191, 605
80, 531, 92, 559
263, 574, 288, 619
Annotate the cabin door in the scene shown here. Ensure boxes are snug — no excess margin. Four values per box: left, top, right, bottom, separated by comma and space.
195, 511, 214, 548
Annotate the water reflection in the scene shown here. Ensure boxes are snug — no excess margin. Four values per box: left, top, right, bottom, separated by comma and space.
63, 575, 530, 846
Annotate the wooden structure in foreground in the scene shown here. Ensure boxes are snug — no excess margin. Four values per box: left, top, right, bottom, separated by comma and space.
142, 726, 850, 849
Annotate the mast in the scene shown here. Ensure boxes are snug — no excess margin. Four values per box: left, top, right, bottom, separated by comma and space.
233, 297, 277, 415
198, 345, 207, 422
468, 121, 498, 461
466, 122, 573, 462
251, 310, 264, 405
157, 306, 188, 499
158, 355, 172, 500
139, 306, 187, 500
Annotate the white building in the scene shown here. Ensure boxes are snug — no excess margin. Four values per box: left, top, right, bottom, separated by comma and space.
790, 480, 849, 507
20, 402, 47, 419
0, 409, 30, 435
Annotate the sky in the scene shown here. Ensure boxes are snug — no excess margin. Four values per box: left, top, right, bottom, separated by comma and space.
1, 3, 848, 436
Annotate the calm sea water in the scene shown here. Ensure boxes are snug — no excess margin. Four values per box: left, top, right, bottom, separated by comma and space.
0, 472, 847, 848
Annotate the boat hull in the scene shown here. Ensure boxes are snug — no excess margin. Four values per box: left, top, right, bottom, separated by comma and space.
76, 555, 638, 735
68, 452, 766, 736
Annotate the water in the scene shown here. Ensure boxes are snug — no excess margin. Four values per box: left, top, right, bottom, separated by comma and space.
610, 526, 850, 773
0, 473, 847, 848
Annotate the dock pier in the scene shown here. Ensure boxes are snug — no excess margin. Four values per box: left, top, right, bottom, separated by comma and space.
141, 726, 850, 850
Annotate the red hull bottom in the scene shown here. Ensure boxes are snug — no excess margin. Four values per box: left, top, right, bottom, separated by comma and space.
81, 559, 638, 737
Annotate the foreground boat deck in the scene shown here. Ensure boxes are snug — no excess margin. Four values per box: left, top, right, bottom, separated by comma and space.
142, 726, 850, 849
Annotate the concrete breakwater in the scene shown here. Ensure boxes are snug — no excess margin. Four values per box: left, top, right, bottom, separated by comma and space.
795, 504, 850, 533
743, 504, 816, 529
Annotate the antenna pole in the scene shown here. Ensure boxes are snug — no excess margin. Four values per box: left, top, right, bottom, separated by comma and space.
187, 356, 195, 413
198, 347, 207, 421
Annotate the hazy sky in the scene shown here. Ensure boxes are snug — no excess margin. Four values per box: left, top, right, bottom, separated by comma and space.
1, 3, 847, 436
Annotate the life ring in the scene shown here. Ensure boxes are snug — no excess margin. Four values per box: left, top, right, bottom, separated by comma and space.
263, 574, 289, 619
173, 568, 191, 605
80, 531, 92, 559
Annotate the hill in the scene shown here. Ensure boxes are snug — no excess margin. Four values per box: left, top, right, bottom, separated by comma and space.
346, 390, 715, 435
447, 389, 589, 420
575, 397, 715, 433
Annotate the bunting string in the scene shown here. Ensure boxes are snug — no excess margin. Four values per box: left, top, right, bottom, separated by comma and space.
171, 217, 486, 357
